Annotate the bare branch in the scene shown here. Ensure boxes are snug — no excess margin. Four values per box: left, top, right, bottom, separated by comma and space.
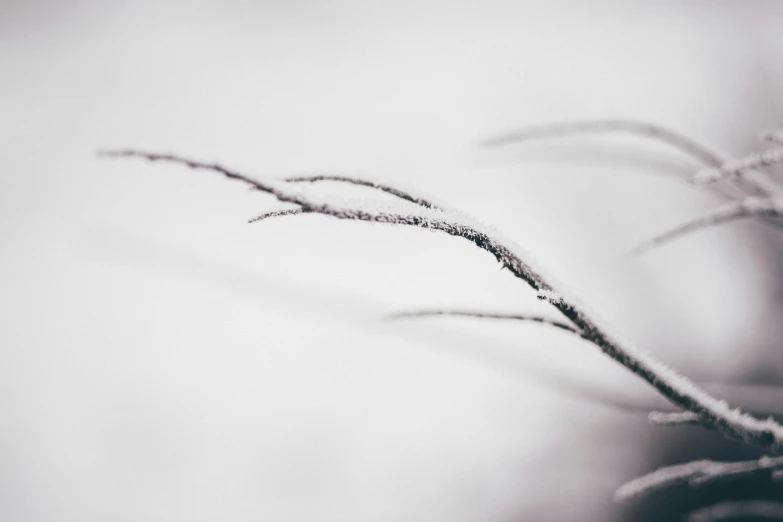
632, 197, 783, 254
100, 149, 783, 453
284, 174, 441, 210
386, 309, 585, 337
615, 456, 783, 502
248, 208, 307, 223
691, 148, 783, 187
688, 501, 783, 522
649, 410, 700, 426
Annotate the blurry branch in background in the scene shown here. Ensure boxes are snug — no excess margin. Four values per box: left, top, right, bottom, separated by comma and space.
688, 501, 783, 522
101, 128, 783, 510
482, 119, 782, 197
481, 119, 727, 167
615, 456, 783, 502
631, 197, 783, 254
484, 119, 783, 250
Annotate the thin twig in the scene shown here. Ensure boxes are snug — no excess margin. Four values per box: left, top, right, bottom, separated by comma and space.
631, 197, 783, 254
688, 501, 783, 522
284, 175, 441, 209
386, 309, 585, 336
248, 208, 307, 223
99, 149, 783, 454
615, 456, 783, 502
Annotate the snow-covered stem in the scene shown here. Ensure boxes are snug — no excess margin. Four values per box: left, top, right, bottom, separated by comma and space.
632, 197, 783, 254
688, 501, 783, 522
690, 147, 783, 188
100, 149, 783, 454
248, 208, 306, 223
648, 410, 700, 426
615, 456, 783, 502
386, 309, 585, 337
284, 174, 441, 210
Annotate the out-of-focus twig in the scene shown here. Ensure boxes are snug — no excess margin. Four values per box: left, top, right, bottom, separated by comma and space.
483, 119, 783, 197
615, 456, 783, 502
631, 197, 783, 254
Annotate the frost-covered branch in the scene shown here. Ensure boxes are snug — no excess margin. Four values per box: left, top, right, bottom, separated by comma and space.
632, 197, 783, 254
688, 501, 783, 522
615, 456, 783, 502
386, 309, 585, 337
100, 149, 783, 454
284, 174, 441, 209
248, 208, 306, 223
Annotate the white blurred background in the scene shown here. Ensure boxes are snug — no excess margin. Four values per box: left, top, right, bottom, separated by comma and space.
2, 1, 783, 520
